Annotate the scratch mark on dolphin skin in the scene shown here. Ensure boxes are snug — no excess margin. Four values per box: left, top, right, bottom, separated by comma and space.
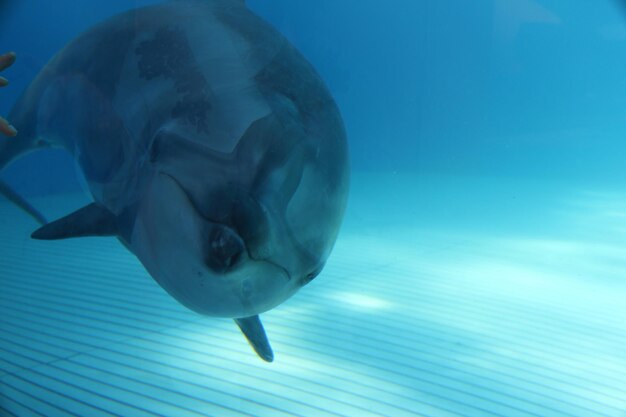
135, 27, 212, 133
171, 95, 212, 130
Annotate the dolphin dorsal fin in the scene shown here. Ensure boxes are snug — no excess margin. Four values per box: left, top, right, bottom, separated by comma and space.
234, 315, 274, 362
31, 202, 118, 240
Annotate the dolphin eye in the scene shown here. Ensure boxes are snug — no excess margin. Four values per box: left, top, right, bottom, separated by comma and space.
204, 225, 244, 273
301, 265, 322, 286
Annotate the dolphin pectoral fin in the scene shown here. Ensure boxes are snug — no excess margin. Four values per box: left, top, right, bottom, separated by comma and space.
31, 202, 118, 240
234, 315, 274, 362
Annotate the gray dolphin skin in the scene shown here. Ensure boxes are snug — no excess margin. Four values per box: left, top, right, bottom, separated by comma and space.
0, 0, 349, 361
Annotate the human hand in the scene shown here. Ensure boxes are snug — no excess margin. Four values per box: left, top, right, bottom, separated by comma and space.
0, 52, 17, 137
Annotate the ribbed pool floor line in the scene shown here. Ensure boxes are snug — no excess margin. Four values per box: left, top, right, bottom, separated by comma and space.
2, 174, 626, 417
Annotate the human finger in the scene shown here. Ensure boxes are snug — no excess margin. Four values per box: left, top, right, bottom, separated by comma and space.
0, 117, 17, 136
0, 52, 16, 72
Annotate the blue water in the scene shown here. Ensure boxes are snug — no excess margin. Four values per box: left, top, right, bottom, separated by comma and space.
2, 1, 626, 416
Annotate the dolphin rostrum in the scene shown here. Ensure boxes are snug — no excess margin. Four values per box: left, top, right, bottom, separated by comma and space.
0, 0, 349, 361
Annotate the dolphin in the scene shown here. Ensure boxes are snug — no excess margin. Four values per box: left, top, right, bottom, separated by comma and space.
0, 0, 349, 361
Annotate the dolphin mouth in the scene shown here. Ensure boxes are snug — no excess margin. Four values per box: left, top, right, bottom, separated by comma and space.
256, 258, 291, 282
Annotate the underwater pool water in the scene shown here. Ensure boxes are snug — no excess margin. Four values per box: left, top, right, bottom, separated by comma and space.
2, 0, 626, 416
1, 173, 625, 416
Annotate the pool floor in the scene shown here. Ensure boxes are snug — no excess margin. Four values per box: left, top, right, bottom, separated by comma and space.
1, 173, 625, 417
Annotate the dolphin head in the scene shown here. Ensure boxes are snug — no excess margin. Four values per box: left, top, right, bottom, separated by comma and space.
130, 113, 348, 318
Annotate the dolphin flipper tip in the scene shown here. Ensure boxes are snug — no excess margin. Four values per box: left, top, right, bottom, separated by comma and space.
234, 315, 274, 362
0, 179, 47, 225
